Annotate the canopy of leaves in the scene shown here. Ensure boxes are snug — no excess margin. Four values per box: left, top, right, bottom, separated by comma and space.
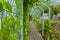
50, 4, 60, 15
45, 0, 50, 5
43, 6, 49, 13
55, 4, 60, 13
23, 0, 42, 8
0, 1, 12, 12
5, 2, 12, 12
0, 2, 4, 12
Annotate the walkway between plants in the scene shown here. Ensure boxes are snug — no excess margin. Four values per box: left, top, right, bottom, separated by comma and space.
28, 21, 43, 40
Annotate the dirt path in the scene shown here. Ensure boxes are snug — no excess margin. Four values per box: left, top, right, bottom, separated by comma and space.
28, 21, 43, 40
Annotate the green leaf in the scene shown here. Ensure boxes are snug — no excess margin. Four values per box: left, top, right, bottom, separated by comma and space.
0, 0, 2, 2
0, 2, 4, 12
5, 2, 12, 12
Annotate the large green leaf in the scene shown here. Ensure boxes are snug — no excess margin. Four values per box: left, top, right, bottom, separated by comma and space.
0, 2, 4, 12
0, 0, 3, 2
5, 2, 12, 12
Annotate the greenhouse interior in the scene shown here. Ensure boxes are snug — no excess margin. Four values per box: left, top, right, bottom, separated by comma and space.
0, 0, 60, 40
